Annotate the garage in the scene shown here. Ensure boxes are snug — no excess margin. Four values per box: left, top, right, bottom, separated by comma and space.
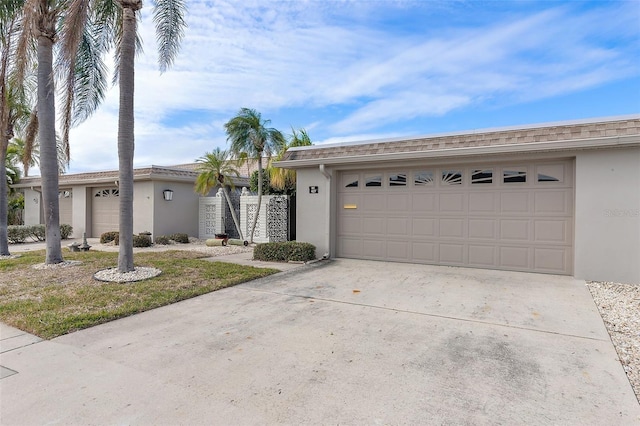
92, 187, 119, 237
337, 160, 573, 274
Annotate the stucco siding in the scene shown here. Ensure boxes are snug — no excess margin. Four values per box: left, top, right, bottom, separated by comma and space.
152, 181, 201, 238
574, 147, 640, 283
296, 168, 331, 256
70, 188, 89, 238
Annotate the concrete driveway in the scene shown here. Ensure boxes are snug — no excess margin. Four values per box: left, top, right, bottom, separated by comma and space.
1, 259, 638, 425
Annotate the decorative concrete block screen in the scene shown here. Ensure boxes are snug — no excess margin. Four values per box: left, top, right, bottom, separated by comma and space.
240, 188, 289, 243
198, 189, 226, 239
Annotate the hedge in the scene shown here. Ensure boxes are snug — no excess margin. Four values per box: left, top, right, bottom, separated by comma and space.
253, 241, 316, 262
169, 233, 189, 243
7, 224, 73, 244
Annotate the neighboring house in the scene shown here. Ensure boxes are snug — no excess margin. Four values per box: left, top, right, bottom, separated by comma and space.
12, 164, 249, 240
276, 116, 640, 284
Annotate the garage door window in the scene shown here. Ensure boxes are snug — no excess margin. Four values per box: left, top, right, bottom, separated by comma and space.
95, 189, 119, 197
503, 168, 527, 183
344, 174, 359, 188
389, 173, 407, 187
365, 174, 382, 187
536, 164, 564, 183
472, 169, 493, 184
442, 170, 463, 185
414, 171, 434, 186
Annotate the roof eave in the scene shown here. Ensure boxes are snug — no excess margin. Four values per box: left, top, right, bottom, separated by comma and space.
274, 135, 640, 169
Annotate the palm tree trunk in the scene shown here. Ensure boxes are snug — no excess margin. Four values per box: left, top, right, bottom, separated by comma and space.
38, 34, 63, 264
250, 156, 263, 243
117, 3, 139, 273
0, 139, 10, 255
223, 187, 243, 241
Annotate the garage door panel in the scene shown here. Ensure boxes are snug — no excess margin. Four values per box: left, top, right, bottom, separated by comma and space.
387, 217, 409, 235
337, 160, 573, 275
412, 242, 436, 262
534, 248, 567, 272
440, 243, 464, 264
412, 218, 436, 236
412, 193, 436, 211
534, 191, 569, 214
499, 246, 530, 269
534, 220, 568, 243
92, 188, 119, 237
439, 193, 464, 212
469, 219, 496, 239
387, 194, 409, 211
500, 219, 530, 241
468, 245, 496, 266
440, 218, 464, 238
363, 217, 385, 234
338, 216, 362, 234
469, 193, 495, 212
362, 194, 386, 211
500, 192, 529, 213
386, 241, 409, 260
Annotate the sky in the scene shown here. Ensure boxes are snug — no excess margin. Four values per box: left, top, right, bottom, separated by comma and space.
58, 0, 640, 175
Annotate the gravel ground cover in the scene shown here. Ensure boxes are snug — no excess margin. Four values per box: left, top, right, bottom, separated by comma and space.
586, 281, 640, 402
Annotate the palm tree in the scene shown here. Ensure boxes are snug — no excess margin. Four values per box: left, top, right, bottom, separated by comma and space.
269, 127, 312, 193
114, 0, 186, 272
194, 148, 243, 240
225, 108, 285, 243
9, 133, 69, 177
16, 0, 110, 264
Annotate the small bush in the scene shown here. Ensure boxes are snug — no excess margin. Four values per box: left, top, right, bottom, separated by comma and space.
7, 225, 31, 244
253, 241, 316, 262
133, 234, 152, 247
60, 224, 73, 239
30, 224, 46, 241
139, 231, 152, 236
100, 231, 119, 244
154, 235, 171, 245
169, 233, 189, 244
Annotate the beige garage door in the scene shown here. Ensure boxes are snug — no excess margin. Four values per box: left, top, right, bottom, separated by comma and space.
337, 160, 574, 274
92, 188, 119, 237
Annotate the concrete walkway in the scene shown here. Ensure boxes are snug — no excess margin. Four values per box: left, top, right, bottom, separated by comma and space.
1, 259, 638, 425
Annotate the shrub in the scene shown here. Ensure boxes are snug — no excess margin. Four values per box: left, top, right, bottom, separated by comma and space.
154, 235, 171, 245
253, 241, 316, 262
100, 231, 119, 244
169, 233, 189, 244
60, 224, 73, 239
30, 224, 46, 241
7, 225, 31, 244
133, 234, 152, 247
139, 231, 152, 236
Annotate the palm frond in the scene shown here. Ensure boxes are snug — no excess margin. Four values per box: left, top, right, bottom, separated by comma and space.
153, 0, 185, 72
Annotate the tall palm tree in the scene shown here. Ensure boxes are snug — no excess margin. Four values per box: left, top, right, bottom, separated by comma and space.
194, 148, 243, 241
225, 108, 285, 243
114, 0, 186, 272
269, 127, 312, 193
16, 0, 110, 264
10, 133, 69, 177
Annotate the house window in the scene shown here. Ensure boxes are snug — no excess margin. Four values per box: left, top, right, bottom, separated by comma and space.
503, 168, 527, 183
389, 173, 407, 187
365, 174, 382, 187
442, 170, 463, 185
472, 169, 493, 184
414, 171, 434, 186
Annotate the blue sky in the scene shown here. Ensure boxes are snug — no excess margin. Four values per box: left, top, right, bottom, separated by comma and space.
64, 0, 640, 174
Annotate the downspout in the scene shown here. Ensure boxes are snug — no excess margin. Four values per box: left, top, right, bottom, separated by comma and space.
319, 164, 332, 259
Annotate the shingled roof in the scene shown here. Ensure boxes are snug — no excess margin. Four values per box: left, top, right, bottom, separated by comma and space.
279, 116, 640, 166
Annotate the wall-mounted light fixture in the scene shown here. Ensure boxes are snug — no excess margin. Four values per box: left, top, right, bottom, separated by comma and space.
162, 189, 174, 201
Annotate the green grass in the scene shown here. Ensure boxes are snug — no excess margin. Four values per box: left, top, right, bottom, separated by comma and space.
0, 250, 279, 339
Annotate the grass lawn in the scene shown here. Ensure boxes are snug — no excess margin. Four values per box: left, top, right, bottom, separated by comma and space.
0, 250, 279, 339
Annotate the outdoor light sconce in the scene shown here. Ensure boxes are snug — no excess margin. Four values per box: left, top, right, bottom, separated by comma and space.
162, 189, 174, 201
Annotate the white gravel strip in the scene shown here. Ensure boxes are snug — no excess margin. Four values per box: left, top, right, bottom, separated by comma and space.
94, 267, 162, 283
587, 281, 640, 401
32, 260, 82, 269
0, 254, 21, 260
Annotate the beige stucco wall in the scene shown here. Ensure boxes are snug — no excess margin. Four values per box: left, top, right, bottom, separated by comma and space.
574, 147, 640, 284
296, 167, 332, 257
152, 181, 201, 238
70, 187, 90, 238
132, 181, 155, 235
